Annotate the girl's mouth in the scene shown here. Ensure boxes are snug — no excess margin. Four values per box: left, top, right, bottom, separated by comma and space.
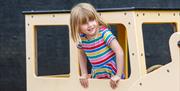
88, 28, 94, 31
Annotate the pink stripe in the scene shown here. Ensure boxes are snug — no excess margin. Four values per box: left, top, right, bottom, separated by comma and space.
96, 74, 110, 79
106, 63, 117, 73
110, 61, 117, 72
83, 41, 105, 50
82, 39, 104, 48
91, 51, 115, 64
110, 61, 117, 70
100, 26, 107, 30
107, 37, 114, 45
90, 50, 113, 61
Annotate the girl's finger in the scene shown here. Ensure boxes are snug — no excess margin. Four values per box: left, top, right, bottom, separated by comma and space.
80, 79, 85, 87
83, 79, 87, 88
80, 79, 88, 88
110, 79, 116, 89
113, 82, 117, 89
86, 79, 89, 88
110, 80, 114, 89
80, 79, 84, 87
116, 79, 119, 84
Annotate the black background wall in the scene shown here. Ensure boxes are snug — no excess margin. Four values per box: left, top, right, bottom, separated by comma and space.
0, 0, 180, 91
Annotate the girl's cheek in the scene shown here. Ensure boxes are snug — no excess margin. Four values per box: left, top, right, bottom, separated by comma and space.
96, 21, 99, 24
80, 25, 84, 31
96, 21, 99, 28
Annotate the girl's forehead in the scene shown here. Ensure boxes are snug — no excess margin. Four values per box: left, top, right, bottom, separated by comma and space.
78, 11, 96, 24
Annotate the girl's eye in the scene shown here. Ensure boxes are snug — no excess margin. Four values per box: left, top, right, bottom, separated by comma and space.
82, 22, 88, 25
81, 19, 95, 25
81, 23, 88, 26
89, 19, 95, 22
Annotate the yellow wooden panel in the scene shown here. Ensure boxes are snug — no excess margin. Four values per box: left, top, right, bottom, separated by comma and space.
25, 10, 180, 91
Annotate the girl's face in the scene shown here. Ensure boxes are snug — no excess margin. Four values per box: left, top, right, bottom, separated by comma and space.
80, 20, 99, 37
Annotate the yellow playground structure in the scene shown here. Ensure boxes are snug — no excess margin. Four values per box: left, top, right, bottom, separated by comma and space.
23, 7, 180, 91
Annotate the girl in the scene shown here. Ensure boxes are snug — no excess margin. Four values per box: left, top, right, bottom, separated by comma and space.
70, 3, 124, 89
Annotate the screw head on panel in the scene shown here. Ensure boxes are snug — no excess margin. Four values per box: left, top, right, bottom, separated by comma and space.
178, 40, 180, 48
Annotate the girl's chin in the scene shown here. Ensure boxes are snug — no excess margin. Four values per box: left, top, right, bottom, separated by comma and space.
88, 31, 97, 36
86, 28, 98, 36
86, 33, 94, 36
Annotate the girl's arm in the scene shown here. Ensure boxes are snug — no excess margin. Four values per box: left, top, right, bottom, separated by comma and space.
79, 49, 88, 76
110, 39, 124, 77
79, 49, 89, 88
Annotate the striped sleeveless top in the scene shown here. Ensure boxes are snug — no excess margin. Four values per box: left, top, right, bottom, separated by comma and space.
78, 26, 117, 79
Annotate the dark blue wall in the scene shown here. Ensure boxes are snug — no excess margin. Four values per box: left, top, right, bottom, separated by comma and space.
0, 0, 180, 91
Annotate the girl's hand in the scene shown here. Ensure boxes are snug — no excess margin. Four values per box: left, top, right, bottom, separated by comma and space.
110, 75, 121, 89
79, 74, 89, 88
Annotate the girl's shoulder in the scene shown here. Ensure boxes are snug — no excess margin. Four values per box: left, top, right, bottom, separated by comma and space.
79, 33, 87, 41
99, 26, 108, 31
80, 33, 86, 37
99, 26, 110, 34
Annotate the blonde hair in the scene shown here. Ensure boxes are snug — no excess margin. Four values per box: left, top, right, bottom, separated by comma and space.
70, 3, 107, 42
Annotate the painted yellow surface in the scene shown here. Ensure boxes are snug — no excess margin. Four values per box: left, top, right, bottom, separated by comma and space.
25, 10, 180, 91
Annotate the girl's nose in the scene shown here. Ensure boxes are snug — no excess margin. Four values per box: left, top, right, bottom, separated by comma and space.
88, 22, 93, 28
